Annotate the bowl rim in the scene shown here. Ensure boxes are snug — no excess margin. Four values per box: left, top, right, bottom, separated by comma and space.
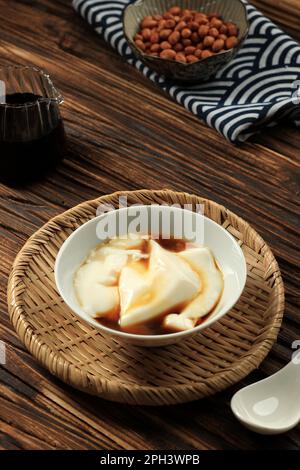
54, 204, 247, 342
123, 0, 250, 68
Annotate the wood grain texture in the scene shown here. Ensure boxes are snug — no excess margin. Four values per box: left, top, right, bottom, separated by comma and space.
0, 0, 299, 450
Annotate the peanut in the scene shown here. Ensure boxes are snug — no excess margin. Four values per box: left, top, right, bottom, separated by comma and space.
196, 15, 208, 25
168, 30, 181, 45
163, 12, 174, 20
191, 32, 200, 43
157, 19, 166, 31
159, 29, 172, 40
185, 46, 196, 55
212, 38, 225, 52
141, 19, 157, 29
201, 49, 213, 58
165, 19, 176, 28
175, 52, 187, 62
175, 20, 187, 31
174, 42, 184, 51
135, 39, 145, 51
219, 24, 228, 34
181, 28, 192, 38
203, 35, 214, 47
210, 18, 223, 29
227, 22, 238, 36
209, 27, 219, 38
150, 43, 161, 52
160, 49, 176, 59
150, 32, 159, 43
160, 41, 172, 50
186, 55, 198, 63
226, 36, 238, 49
142, 28, 152, 40
198, 25, 209, 38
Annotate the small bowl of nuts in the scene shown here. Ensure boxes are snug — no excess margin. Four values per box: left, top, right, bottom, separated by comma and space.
123, 0, 249, 82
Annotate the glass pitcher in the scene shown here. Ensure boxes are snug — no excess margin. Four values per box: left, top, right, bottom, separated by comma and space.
0, 65, 66, 185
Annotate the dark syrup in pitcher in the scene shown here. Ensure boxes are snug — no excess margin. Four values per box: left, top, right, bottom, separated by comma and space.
0, 93, 66, 185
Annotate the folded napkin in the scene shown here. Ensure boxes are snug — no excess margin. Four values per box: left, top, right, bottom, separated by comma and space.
73, 0, 300, 143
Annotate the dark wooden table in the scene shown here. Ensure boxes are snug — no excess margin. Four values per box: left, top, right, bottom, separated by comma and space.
0, 0, 299, 450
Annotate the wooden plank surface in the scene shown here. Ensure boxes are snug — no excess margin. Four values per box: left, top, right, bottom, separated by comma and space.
0, 0, 299, 450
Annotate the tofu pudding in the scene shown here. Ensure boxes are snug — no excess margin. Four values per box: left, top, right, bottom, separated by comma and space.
74, 235, 223, 335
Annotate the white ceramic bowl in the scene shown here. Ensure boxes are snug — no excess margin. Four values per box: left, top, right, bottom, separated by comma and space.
55, 205, 247, 347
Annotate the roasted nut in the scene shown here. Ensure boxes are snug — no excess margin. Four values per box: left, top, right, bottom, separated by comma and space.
226, 36, 238, 49
219, 24, 228, 34
135, 39, 145, 51
189, 21, 199, 31
165, 19, 176, 28
209, 27, 219, 38
210, 18, 223, 29
175, 52, 187, 62
226, 22, 238, 36
182, 14, 193, 22
186, 54, 198, 63
134, 33, 143, 41
194, 48, 202, 58
163, 12, 174, 20
159, 28, 172, 39
150, 32, 159, 43
203, 35, 215, 48
198, 25, 209, 38
150, 43, 161, 52
201, 49, 213, 58
160, 49, 176, 59
174, 42, 184, 51
142, 28, 152, 40
157, 19, 166, 31
160, 41, 172, 49
169, 30, 181, 45
191, 32, 200, 43
196, 15, 208, 25
182, 38, 192, 46
181, 28, 192, 38
185, 45, 196, 54
141, 19, 157, 29
175, 20, 187, 31
212, 38, 225, 51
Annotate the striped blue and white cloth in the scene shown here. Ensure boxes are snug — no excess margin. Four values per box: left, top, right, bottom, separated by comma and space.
73, 0, 300, 143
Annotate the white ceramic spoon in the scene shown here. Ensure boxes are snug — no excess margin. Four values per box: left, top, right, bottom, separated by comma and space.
231, 354, 300, 435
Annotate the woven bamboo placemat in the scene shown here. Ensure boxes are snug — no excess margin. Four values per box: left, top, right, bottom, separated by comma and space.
7, 189, 284, 405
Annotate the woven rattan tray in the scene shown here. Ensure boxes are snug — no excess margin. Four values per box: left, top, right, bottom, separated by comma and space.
8, 189, 284, 405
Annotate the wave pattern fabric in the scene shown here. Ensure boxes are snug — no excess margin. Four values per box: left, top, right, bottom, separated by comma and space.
73, 0, 300, 143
